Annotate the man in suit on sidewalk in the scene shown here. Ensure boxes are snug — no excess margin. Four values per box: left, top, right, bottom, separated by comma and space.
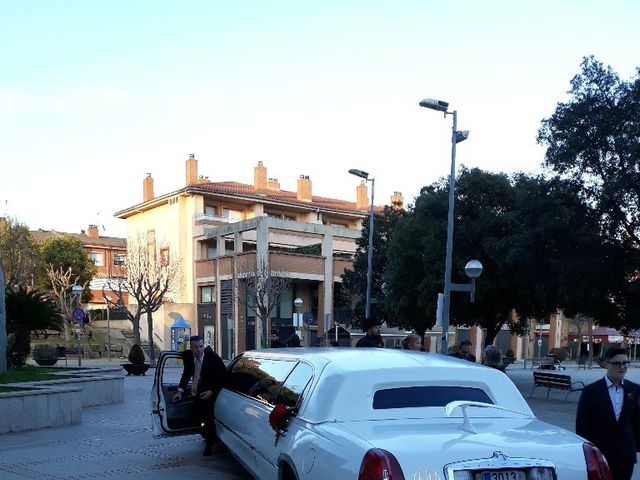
576, 346, 640, 480
172, 335, 227, 456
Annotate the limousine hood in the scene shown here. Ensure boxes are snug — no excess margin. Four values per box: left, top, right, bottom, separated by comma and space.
331, 416, 587, 478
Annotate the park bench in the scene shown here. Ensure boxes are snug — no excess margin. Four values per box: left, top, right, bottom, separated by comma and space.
531, 371, 585, 400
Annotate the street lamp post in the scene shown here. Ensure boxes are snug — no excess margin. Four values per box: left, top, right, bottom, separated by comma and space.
104, 295, 112, 361
71, 285, 83, 367
419, 98, 470, 354
348, 168, 375, 319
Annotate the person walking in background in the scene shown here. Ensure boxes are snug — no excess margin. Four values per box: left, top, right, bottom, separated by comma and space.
172, 336, 227, 456
402, 334, 422, 351
355, 317, 384, 348
270, 330, 286, 348
576, 346, 640, 480
482, 345, 505, 372
449, 340, 476, 362
286, 333, 301, 347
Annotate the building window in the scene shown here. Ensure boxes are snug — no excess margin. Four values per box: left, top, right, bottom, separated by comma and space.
114, 253, 126, 266
222, 207, 243, 221
200, 286, 215, 303
205, 205, 217, 217
160, 247, 169, 267
207, 246, 216, 258
89, 251, 104, 266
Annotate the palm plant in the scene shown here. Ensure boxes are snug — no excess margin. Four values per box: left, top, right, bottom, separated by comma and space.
5, 286, 62, 368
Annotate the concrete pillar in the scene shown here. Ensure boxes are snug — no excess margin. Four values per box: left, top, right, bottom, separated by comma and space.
0, 267, 6, 373
321, 230, 333, 337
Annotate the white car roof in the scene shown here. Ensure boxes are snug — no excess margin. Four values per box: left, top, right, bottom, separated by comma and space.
243, 348, 533, 423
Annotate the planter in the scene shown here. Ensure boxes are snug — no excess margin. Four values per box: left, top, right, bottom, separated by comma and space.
35, 358, 58, 366
121, 363, 150, 376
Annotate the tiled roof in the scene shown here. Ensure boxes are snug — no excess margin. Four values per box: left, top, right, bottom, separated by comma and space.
31, 229, 126, 248
194, 181, 373, 214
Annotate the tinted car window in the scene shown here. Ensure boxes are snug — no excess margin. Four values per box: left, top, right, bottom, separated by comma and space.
227, 356, 296, 404
373, 386, 492, 409
274, 362, 314, 408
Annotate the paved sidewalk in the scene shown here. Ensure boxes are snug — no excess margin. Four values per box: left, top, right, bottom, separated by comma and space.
0, 363, 249, 480
1, 359, 639, 479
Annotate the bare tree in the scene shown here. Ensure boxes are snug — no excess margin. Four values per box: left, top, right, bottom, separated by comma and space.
46, 264, 96, 357
104, 233, 182, 366
236, 257, 291, 349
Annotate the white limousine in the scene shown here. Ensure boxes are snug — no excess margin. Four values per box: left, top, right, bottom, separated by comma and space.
151, 348, 610, 480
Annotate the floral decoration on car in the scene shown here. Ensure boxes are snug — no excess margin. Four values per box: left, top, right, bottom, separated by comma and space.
268, 403, 295, 445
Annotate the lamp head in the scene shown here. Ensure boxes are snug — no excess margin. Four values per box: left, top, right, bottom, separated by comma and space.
419, 98, 449, 112
464, 259, 483, 279
294, 298, 303, 308
455, 130, 469, 144
71, 285, 83, 295
348, 168, 369, 180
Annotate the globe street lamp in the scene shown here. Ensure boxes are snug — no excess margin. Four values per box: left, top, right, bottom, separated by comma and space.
348, 168, 375, 319
419, 98, 470, 354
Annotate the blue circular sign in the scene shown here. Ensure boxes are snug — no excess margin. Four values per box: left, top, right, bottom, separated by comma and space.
72, 307, 85, 321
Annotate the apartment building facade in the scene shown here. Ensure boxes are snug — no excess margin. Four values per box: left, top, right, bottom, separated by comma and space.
115, 155, 403, 359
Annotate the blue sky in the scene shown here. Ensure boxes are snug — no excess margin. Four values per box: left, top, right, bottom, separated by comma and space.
1, 0, 638, 237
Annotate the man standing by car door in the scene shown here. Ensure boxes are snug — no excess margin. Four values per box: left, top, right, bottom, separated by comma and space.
172, 335, 227, 456
576, 346, 640, 480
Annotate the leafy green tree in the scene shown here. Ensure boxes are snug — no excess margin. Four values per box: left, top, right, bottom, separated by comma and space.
340, 206, 406, 328
0, 217, 42, 287
383, 168, 613, 345
538, 56, 640, 247
5, 286, 62, 368
39, 235, 96, 302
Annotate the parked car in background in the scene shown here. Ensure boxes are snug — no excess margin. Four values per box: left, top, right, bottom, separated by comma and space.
151, 348, 611, 479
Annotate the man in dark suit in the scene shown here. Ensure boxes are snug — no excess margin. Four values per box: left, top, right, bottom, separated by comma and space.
576, 346, 640, 480
172, 335, 227, 456
355, 317, 384, 348
449, 340, 477, 363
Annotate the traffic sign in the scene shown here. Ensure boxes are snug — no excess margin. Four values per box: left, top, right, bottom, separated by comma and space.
72, 307, 85, 321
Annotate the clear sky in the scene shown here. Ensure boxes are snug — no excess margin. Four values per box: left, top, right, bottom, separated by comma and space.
1, 0, 638, 238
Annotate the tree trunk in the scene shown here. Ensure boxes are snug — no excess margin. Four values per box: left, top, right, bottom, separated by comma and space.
131, 315, 141, 345
147, 311, 155, 367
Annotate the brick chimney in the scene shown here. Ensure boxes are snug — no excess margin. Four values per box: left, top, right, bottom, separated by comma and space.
87, 224, 99, 238
391, 191, 404, 210
143, 173, 154, 202
267, 178, 280, 191
356, 181, 369, 210
254, 161, 267, 193
186, 153, 198, 185
297, 175, 312, 202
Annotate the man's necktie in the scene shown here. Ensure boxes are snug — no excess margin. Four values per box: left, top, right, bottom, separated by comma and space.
192, 357, 202, 396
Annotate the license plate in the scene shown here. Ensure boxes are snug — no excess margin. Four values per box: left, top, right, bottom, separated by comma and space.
478, 471, 526, 480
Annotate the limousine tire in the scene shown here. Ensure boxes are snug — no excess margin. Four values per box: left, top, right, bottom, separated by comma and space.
281, 463, 298, 480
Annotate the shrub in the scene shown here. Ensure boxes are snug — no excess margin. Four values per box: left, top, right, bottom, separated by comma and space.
550, 347, 569, 363
128, 344, 146, 365
32, 344, 57, 360
504, 348, 516, 364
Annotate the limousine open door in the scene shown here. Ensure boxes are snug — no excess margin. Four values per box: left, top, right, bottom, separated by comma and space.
150, 351, 202, 438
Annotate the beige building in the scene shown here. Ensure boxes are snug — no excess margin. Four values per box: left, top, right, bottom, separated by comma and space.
115, 155, 402, 359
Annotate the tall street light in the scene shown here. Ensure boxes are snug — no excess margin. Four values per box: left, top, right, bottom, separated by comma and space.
348, 168, 375, 319
419, 98, 469, 354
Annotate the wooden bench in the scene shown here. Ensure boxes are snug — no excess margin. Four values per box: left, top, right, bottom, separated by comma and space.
531, 371, 585, 400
